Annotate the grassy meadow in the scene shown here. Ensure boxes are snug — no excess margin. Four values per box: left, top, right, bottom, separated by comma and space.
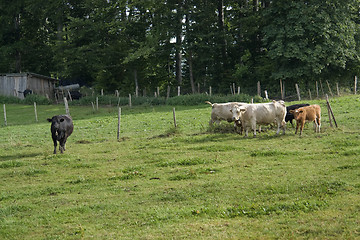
0, 95, 359, 239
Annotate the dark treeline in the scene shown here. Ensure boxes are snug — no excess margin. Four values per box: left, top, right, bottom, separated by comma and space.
1, 0, 359, 97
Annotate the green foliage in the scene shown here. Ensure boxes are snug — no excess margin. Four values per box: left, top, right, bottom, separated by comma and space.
68, 93, 261, 106
166, 94, 262, 106
263, 0, 358, 82
1, 1, 358, 97
22, 94, 51, 105
0, 95, 50, 105
0, 95, 22, 104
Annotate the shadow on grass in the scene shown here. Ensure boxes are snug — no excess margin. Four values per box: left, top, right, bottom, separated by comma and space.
0, 152, 43, 162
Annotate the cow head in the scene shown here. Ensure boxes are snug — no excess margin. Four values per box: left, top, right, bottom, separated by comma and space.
230, 105, 246, 121
47, 116, 65, 129
289, 109, 303, 120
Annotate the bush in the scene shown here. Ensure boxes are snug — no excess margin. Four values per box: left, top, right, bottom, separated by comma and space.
22, 94, 51, 105
0, 94, 51, 105
165, 93, 263, 106
0, 95, 22, 104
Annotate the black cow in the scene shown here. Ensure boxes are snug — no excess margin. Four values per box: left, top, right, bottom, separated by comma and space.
285, 104, 310, 126
47, 115, 74, 154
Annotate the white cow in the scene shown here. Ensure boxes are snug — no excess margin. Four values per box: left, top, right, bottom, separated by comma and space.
231, 100, 286, 137
205, 101, 247, 132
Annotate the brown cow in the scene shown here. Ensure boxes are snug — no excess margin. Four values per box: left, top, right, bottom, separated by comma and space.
289, 105, 321, 136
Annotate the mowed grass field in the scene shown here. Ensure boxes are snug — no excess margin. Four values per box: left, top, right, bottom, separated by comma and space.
0, 95, 359, 239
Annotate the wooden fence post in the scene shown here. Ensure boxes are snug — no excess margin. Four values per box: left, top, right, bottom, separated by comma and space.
101, 89, 104, 96
257, 81, 261, 96
177, 86, 180, 96
91, 102, 95, 112
64, 97, 70, 115
316, 81, 319, 98
326, 94, 338, 128
355, 76, 357, 94
326, 80, 333, 97
157, 87, 160, 97
3, 104, 7, 126
308, 89, 312, 100
280, 79, 283, 99
34, 102, 38, 122
209, 86, 212, 96
264, 90, 269, 100
233, 83, 236, 95
295, 84, 301, 101
336, 83, 340, 96
117, 107, 121, 141
96, 97, 99, 111
67, 90, 73, 101
129, 94, 132, 108
173, 108, 177, 128
115, 90, 119, 97
237, 86, 240, 95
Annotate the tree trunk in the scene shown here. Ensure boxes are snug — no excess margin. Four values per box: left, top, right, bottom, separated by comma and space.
134, 69, 139, 97
175, 32, 182, 85
188, 50, 195, 94
217, 0, 227, 61
14, 13, 21, 72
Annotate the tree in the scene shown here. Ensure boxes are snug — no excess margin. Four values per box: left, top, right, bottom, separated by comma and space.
263, 0, 358, 88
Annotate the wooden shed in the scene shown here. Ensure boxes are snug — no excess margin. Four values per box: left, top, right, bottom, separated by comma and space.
0, 72, 59, 99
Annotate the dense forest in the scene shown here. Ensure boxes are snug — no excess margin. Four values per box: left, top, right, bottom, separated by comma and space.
1, 0, 359, 97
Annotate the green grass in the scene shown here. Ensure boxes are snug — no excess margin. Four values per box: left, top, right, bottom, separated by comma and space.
0, 95, 359, 239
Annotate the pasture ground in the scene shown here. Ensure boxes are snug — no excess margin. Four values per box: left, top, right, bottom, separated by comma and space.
0, 95, 359, 239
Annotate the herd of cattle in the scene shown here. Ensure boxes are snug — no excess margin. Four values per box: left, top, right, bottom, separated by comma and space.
47, 100, 321, 154
205, 100, 321, 137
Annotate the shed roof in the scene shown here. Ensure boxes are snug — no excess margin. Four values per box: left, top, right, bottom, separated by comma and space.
0, 72, 59, 82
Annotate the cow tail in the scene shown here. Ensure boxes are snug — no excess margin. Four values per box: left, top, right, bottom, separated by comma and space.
205, 101, 213, 107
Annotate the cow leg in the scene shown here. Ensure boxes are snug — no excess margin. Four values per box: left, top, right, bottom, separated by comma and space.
251, 122, 257, 137
317, 118, 321, 133
295, 122, 299, 135
59, 138, 66, 153
62, 137, 69, 151
209, 119, 213, 126
276, 121, 281, 135
299, 121, 305, 136
244, 127, 249, 137
52, 135, 57, 154
282, 120, 286, 134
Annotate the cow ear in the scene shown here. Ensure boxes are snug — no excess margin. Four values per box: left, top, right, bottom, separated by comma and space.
60, 118, 65, 122
47, 118, 52, 122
